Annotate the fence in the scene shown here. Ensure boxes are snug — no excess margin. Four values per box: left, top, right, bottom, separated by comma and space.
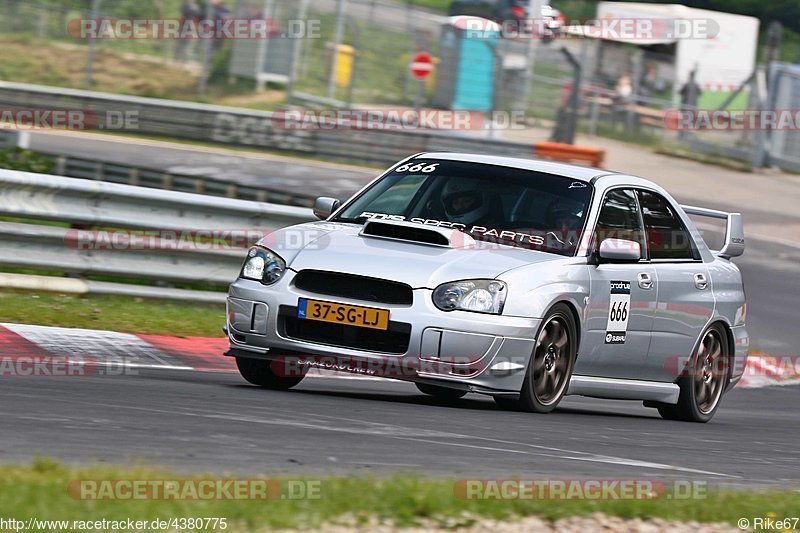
4, 0, 798, 171
763, 63, 800, 172
0, 169, 314, 287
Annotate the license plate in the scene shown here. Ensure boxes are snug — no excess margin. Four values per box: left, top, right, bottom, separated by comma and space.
297, 298, 390, 330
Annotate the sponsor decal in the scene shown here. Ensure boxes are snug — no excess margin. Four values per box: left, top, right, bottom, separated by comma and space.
605, 280, 631, 344
358, 212, 549, 248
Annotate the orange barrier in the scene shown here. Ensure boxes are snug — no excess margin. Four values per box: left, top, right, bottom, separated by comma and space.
534, 141, 606, 168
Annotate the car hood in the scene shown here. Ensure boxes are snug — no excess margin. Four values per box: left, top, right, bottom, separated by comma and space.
261, 222, 564, 288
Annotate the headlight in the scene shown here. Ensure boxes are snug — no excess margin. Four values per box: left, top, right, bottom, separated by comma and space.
432, 280, 507, 314
240, 246, 286, 285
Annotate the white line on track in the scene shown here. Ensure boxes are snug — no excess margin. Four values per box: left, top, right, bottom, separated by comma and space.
1, 390, 736, 479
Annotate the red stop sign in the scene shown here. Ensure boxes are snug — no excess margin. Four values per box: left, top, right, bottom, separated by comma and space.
410, 52, 433, 80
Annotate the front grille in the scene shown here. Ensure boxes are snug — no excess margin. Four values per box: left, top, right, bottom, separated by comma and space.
293, 270, 413, 305
279, 306, 411, 354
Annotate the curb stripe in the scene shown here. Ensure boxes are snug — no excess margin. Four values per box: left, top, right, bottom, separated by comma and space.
2, 324, 797, 388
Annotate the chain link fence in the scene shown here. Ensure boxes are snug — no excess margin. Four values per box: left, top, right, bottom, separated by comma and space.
763, 63, 800, 172
0, 0, 183, 63
2, 0, 799, 171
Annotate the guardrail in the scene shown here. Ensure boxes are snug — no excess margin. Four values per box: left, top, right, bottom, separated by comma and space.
0, 81, 534, 167
47, 153, 317, 208
0, 169, 315, 287
0, 130, 29, 149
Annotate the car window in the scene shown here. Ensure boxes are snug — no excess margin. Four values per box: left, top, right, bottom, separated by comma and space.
356, 173, 428, 215
637, 190, 698, 260
593, 188, 646, 256
333, 159, 594, 256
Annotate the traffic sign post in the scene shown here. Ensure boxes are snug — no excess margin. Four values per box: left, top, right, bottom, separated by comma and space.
410, 52, 433, 115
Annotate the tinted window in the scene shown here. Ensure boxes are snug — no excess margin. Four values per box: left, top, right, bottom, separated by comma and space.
334, 159, 594, 256
593, 188, 646, 255
355, 173, 428, 214
637, 190, 697, 260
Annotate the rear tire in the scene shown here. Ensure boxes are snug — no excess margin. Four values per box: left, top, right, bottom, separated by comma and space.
415, 382, 467, 401
236, 357, 305, 390
657, 324, 730, 423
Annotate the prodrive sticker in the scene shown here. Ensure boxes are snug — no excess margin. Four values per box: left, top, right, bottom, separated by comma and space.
605, 280, 631, 344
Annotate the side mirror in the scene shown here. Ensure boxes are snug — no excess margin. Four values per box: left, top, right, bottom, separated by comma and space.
313, 197, 340, 220
598, 238, 641, 262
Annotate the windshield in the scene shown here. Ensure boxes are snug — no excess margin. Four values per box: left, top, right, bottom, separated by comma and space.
334, 159, 594, 256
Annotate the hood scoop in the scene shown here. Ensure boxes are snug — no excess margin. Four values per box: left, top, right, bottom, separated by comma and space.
359, 219, 474, 248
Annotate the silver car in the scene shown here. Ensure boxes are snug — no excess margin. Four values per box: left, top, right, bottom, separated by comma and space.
225, 153, 748, 422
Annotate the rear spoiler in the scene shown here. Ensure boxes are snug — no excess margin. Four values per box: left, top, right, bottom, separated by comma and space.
681, 205, 744, 259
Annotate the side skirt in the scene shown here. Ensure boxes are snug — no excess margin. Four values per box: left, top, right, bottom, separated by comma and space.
567, 375, 680, 404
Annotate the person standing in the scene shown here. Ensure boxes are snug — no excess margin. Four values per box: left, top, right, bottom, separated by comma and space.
176, 0, 201, 61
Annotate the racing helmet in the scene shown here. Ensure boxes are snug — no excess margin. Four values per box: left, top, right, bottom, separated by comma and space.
442, 178, 490, 225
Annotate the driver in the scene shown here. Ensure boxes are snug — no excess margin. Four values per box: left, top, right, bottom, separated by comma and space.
441, 179, 496, 226
545, 200, 583, 248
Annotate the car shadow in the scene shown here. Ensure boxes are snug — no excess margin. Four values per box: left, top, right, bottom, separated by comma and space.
228, 382, 661, 420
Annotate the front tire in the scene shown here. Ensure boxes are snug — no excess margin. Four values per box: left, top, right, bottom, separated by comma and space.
236, 357, 305, 390
498, 303, 577, 413
416, 382, 467, 401
657, 324, 730, 423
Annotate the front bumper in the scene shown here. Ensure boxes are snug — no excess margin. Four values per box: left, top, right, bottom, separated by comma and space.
225, 271, 540, 394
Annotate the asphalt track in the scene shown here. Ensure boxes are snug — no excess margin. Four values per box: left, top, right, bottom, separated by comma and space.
0, 369, 798, 488
5, 130, 798, 487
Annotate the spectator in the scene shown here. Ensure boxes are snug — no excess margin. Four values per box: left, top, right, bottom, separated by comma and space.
639, 64, 657, 97
680, 78, 702, 108
614, 72, 633, 103
175, 0, 201, 61
212, 0, 232, 51
612, 72, 634, 128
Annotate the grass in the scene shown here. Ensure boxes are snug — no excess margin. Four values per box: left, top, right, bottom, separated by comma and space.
406, 0, 449, 12
0, 36, 282, 107
0, 37, 196, 99
0, 290, 224, 337
0, 459, 798, 531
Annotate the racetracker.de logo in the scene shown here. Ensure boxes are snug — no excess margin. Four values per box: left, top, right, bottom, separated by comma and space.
665, 109, 800, 131
67, 18, 320, 40
0, 108, 138, 131
63, 228, 323, 252
0, 356, 138, 377
455, 16, 719, 41
271, 109, 527, 131
454, 479, 707, 500
67, 479, 321, 500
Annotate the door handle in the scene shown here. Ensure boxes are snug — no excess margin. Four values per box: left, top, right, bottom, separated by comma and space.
694, 273, 709, 290
637, 272, 653, 290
